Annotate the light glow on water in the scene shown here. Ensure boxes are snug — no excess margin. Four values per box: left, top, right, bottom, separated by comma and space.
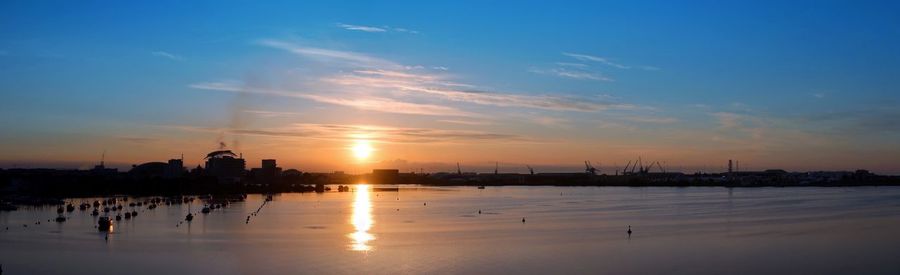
349, 184, 374, 251
4, 187, 900, 274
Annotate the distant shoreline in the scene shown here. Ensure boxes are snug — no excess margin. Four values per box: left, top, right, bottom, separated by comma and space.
3, 168, 899, 206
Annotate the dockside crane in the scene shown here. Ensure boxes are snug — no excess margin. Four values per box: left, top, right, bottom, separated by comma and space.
584, 161, 597, 175
630, 157, 641, 174
640, 159, 652, 174
655, 161, 667, 174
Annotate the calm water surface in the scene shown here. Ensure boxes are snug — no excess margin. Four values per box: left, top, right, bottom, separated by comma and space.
2, 186, 900, 274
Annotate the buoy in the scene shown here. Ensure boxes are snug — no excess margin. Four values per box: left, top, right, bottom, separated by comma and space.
627, 225, 632, 235
522, 218, 526, 223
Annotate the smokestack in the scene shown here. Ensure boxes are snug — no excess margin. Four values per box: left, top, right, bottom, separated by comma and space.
728, 160, 733, 173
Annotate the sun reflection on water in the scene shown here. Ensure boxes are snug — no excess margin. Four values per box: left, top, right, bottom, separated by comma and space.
349, 184, 374, 251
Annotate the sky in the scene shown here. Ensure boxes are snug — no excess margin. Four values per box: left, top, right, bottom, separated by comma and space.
1, 1, 899, 174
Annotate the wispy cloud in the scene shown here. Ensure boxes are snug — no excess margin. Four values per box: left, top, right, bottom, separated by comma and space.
151, 51, 183, 61
336, 23, 419, 34
555, 62, 587, 68
167, 123, 530, 144
204, 40, 643, 121
325, 70, 632, 112
242, 110, 304, 118
258, 39, 400, 69
190, 81, 475, 117
712, 112, 743, 128
391, 27, 419, 34
562, 52, 658, 71
437, 119, 492, 126
532, 116, 571, 127
529, 67, 613, 81
336, 23, 387, 32
626, 116, 679, 124
563, 52, 628, 69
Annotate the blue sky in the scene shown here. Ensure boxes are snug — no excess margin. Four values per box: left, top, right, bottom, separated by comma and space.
2, 1, 899, 173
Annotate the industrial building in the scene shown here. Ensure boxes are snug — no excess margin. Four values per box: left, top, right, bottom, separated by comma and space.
250, 159, 282, 183
204, 150, 245, 183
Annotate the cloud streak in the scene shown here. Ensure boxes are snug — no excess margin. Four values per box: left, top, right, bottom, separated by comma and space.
200, 40, 644, 122
258, 39, 401, 69
151, 51, 183, 61
190, 81, 476, 117
325, 70, 633, 112
336, 23, 419, 34
563, 52, 658, 71
336, 23, 387, 32
529, 67, 613, 81
167, 123, 531, 144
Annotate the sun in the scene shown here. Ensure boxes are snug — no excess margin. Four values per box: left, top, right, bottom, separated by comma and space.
351, 139, 374, 160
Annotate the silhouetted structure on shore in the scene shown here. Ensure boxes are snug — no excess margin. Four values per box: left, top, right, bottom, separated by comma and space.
204, 150, 245, 183
2, 153, 899, 205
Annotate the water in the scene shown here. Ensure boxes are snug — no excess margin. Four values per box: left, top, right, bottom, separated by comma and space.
2, 186, 900, 274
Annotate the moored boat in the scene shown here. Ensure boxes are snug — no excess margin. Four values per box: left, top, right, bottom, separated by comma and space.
98, 217, 112, 231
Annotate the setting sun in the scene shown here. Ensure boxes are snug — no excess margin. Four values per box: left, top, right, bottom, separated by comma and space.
351, 139, 374, 160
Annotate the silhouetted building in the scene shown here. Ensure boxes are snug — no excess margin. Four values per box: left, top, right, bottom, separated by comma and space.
90, 162, 118, 176
250, 159, 282, 183
130, 162, 167, 178
204, 150, 245, 183
282, 169, 302, 177
164, 158, 185, 179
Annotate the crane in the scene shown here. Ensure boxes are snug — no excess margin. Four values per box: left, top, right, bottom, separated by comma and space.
630, 157, 641, 174
584, 161, 597, 175
526, 165, 534, 175
655, 161, 666, 174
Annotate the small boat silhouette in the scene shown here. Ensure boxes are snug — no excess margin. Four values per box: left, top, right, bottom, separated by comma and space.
98, 217, 112, 231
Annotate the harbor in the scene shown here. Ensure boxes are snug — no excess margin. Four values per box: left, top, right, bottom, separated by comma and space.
2, 186, 900, 274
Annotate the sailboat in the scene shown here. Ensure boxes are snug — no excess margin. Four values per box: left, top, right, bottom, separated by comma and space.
185, 202, 194, 221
